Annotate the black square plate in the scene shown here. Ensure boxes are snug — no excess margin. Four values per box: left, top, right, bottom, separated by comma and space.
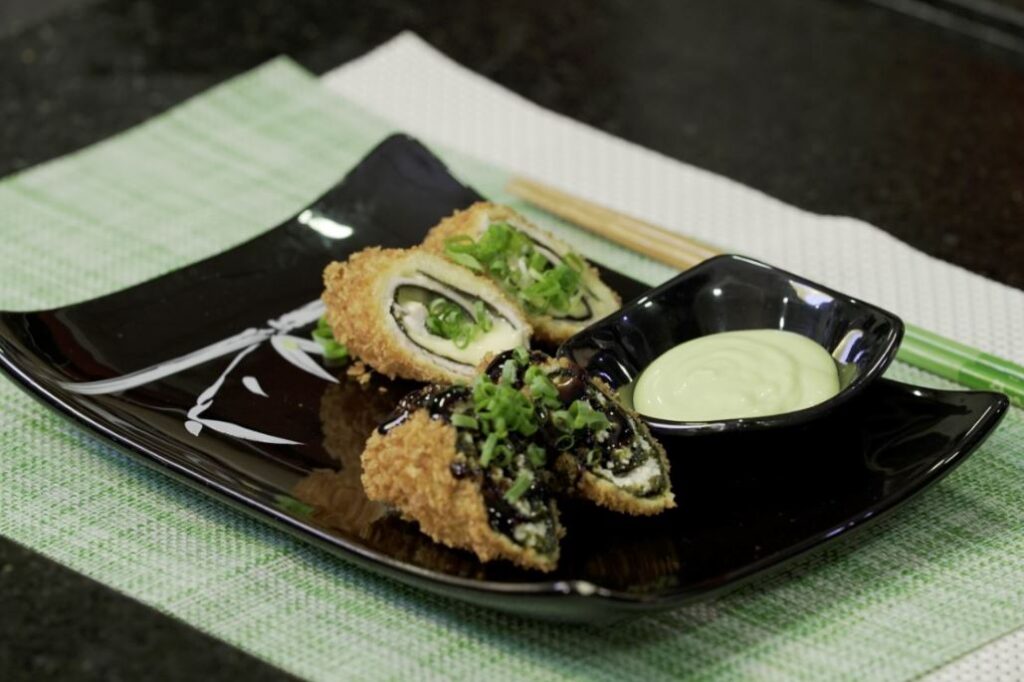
0, 135, 1008, 623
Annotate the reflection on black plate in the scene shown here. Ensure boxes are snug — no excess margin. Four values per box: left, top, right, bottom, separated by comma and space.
0, 135, 1008, 622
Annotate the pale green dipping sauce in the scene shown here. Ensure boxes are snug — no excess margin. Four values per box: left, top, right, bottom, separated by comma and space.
634, 329, 840, 421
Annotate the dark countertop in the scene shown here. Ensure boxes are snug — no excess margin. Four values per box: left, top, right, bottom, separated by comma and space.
1, 1, 1022, 679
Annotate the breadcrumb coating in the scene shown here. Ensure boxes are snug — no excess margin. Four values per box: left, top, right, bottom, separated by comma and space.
322, 246, 531, 384
422, 202, 622, 344
361, 411, 560, 572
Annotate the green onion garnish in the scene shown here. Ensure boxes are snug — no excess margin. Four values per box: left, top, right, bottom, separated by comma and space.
480, 432, 499, 466
451, 413, 478, 430
568, 399, 610, 431
443, 223, 587, 315
564, 252, 585, 272
521, 263, 582, 314
472, 370, 538, 439
554, 434, 575, 450
493, 443, 514, 467
549, 399, 610, 440
474, 301, 493, 332
447, 251, 483, 272
524, 365, 561, 408
526, 443, 547, 468
504, 469, 534, 502
424, 297, 491, 348
551, 409, 572, 432
311, 316, 350, 363
500, 358, 519, 385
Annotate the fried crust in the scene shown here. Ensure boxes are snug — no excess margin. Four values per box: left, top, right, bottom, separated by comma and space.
360, 411, 560, 572
322, 246, 530, 384
422, 202, 621, 344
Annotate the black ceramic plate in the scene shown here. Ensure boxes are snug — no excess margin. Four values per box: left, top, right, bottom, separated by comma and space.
0, 135, 1008, 623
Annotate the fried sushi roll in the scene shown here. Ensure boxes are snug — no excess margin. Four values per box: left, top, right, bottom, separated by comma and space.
422, 202, 621, 344
322, 247, 532, 384
361, 381, 563, 571
484, 350, 675, 516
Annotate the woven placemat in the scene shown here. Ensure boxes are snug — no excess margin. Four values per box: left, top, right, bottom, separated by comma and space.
0, 58, 1021, 682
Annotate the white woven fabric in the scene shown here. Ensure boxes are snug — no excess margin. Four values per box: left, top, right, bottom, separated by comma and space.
320, 31, 1024, 678
928, 629, 1024, 682
322, 32, 1024, 366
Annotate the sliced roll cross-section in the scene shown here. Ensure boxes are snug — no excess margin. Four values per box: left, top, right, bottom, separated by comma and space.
483, 350, 675, 516
362, 380, 563, 572
322, 247, 532, 384
422, 202, 621, 344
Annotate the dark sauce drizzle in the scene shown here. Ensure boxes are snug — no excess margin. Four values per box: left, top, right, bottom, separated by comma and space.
377, 385, 471, 435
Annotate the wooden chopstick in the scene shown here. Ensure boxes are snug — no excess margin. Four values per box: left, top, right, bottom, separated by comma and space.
506, 175, 1024, 408
505, 177, 719, 269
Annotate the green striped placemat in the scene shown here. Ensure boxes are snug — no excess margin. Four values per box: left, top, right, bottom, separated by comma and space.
0, 58, 1021, 682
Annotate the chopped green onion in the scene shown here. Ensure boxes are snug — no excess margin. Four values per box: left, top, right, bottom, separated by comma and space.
423, 297, 490, 348
447, 251, 483, 272
551, 409, 572, 432
526, 443, 547, 468
443, 223, 588, 316
549, 399, 610, 436
553, 434, 575, 450
564, 252, 585, 272
474, 301, 493, 331
311, 316, 350, 363
516, 417, 538, 438
492, 416, 508, 437
513, 346, 530, 365
451, 413, 478, 430
522, 263, 582, 314
480, 432, 498, 466
524, 366, 560, 408
471, 371, 539, 441
500, 358, 519, 385
493, 443, 514, 467
504, 469, 534, 502
569, 400, 610, 431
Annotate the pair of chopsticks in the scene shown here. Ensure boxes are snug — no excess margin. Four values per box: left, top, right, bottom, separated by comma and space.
507, 177, 1024, 408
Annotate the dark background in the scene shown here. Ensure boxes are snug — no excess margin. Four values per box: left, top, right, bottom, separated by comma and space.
1, 0, 1022, 679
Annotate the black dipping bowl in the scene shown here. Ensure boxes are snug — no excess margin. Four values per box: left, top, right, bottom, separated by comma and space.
559, 254, 904, 436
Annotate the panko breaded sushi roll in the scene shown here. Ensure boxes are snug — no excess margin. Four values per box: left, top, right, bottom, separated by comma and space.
484, 350, 675, 516
362, 381, 563, 571
322, 247, 531, 385
422, 202, 621, 344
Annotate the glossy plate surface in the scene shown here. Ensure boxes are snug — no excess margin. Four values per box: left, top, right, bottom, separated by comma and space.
560, 254, 904, 435
0, 135, 1009, 622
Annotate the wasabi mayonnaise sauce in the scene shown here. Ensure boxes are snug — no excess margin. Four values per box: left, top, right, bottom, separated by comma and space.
633, 329, 840, 421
